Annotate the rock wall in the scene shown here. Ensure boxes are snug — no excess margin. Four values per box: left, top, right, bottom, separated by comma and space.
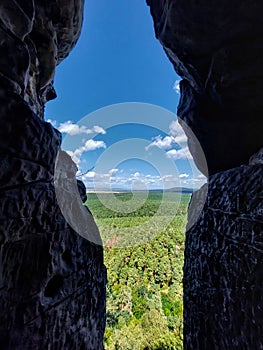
0, 1, 106, 349
147, 0, 263, 176
185, 163, 263, 349
147, 1, 263, 348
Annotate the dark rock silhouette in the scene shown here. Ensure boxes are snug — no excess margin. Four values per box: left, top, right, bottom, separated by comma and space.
147, 0, 263, 348
147, 0, 263, 176
0, 1, 106, 349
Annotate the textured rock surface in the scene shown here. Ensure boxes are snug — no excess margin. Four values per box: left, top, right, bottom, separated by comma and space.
185, 165, 263, 349
0, 1, 106, 349
0, 0, 84, 119
147, 1, 263, 348
147, 0, 263, 176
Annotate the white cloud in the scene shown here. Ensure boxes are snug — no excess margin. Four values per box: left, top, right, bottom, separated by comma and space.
161, 175, 180, 189
82, 169, 119, 182
133, 172, 141, 178
47, 119, 58, 127
80, 168, 207, 191
168, 120, 187, 144
92, 125, 106, 134
146, 135, 176, 150
146, 119, 187, 155
179, 173, 189, 178
47, 119, 106, 136
109, 168, 119, 175
83, 139, 106, 151
67, 139, 106, 164
81, 169, 123, 190
180, 173, 207, 189
82, 170, 194, 190
84, 171, 96, 179
191, 173, 207, 184
166, 147, 193, 160
173, 80, 181, 94
58, 121, 106, 136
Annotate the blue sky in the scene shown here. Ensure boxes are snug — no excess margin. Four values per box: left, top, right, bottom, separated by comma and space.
46, 0, 205, 190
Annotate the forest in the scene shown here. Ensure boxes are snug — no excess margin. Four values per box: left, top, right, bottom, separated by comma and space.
86, 192, 190, 350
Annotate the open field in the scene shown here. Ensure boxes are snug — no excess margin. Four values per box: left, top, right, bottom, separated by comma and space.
86, 192, 191, 350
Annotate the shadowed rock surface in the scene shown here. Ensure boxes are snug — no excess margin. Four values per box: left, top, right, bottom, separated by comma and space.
147, 0, 263, 348
0, 1, 106, 349
147, 0, 263, 176
185, 165, 263, 349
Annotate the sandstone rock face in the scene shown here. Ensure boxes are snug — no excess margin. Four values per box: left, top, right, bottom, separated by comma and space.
147, 0, 263, 176
0, 1, 106, 349
147, 1, 263, 348
185, 165, 263, 349
0, 0, 84, 119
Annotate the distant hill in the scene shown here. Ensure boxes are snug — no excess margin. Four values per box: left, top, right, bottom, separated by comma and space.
163, 187, 193, 194
87, 187, 193, 194
120, 187, 193, 194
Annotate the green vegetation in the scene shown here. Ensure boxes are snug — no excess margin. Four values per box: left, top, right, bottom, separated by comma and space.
86, 192, 190, 350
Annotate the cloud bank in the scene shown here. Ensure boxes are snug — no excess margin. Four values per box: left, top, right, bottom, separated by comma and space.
47, 119, 106, 136
81, 169, 206, 191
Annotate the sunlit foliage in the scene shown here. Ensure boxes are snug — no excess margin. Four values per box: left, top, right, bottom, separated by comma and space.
86, 192, 189, 349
